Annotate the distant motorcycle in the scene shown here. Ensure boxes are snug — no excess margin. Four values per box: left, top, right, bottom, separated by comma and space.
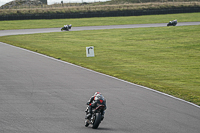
167, 20, 177, 26
85, 95, 106, 129
61, 24, 72, 31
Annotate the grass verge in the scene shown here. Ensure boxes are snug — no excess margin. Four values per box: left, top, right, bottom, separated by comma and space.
0, 12, 200, 30
0, 25, 200, 105
1, 2, 200, 16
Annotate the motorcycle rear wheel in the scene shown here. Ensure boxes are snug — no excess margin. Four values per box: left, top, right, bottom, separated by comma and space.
92, 113, 101, 129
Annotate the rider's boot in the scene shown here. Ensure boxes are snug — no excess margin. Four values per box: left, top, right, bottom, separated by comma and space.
85, 106, 88, 112
86, 106, 92, 119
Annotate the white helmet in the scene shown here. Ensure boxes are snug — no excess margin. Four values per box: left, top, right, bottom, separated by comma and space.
94, 92, 101, 96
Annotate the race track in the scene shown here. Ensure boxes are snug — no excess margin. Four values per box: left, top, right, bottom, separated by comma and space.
1, 22, 200, 36
0, 22, 200, 133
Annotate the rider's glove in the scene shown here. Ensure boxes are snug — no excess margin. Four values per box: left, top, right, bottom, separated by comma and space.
86, 102, 90, 105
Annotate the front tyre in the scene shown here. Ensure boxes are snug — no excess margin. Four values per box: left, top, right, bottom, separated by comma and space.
92, 113, 102, 129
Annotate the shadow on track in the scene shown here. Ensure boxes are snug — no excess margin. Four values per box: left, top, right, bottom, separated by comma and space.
96, 127, 114, 131
85, 126, 114, 131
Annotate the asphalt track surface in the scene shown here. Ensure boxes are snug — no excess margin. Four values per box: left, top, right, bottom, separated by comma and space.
1, 22, 200, 36
0, 22, 200, 133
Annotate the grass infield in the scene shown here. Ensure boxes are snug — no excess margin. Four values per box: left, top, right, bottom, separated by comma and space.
0, 24, 200, 105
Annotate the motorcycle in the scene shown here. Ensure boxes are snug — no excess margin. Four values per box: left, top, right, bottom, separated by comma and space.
85, 97, 106, 129
167, 20, 177, 26
61, 24, 72, 31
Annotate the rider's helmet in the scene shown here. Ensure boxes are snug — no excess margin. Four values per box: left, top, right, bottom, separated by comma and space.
94, 92, 100, 96
94, 94, 104, 101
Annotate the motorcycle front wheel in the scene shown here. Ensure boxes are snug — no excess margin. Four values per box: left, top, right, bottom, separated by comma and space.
92, 113, 102, 129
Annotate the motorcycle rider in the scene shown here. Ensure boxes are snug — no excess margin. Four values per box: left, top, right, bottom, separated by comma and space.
170, 19, 177, 24
86, 92, 106, 120
64, 24, 69, 30
173, 19, 177, 23
63, 24, 72, 30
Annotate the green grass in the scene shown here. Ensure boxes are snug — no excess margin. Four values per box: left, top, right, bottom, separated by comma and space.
1, 1, 199, 15
0, 25, 200, 105
0, 12, 200, 30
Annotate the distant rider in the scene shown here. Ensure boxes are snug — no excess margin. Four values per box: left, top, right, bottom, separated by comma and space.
64, 25, 69, 29
173, 19, 177, 23
86, 92, 106, 120
170, 19, 177, 24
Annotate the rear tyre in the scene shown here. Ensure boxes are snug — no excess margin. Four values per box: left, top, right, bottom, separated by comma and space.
92, 113, 101, 129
